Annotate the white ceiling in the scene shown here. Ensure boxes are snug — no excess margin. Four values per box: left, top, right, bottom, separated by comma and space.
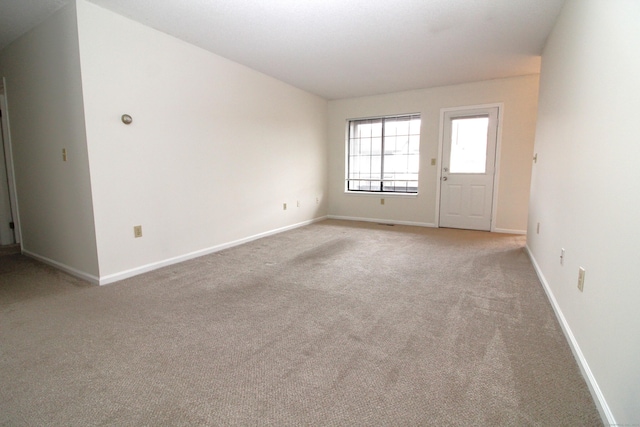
0, 0, 565, 100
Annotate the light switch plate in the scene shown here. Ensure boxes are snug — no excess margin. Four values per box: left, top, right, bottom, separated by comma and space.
577, 267, 585, 292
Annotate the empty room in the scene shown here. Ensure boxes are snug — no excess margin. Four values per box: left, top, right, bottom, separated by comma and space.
0, 0, 638, 425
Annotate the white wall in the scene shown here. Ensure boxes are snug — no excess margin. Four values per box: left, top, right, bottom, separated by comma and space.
527, 0, 640, 424
76, 0, 328, 280
327, 75, 539, 232
0, 4, 99, 276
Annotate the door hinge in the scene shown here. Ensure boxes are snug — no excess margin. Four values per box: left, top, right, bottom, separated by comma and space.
9, 222, 14, 229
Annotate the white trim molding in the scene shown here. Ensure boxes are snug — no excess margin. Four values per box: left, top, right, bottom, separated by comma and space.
492, 227, 526, 235
329, 216, 524, 234
98, 216, 328, 285
22, 249, 100, 285
20, 217, 328, 286
0, 83, 22, 244
328, 215, 436, 228
525, 245, 616, 426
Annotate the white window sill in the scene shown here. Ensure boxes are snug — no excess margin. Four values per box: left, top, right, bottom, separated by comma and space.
343, 191, 418, 198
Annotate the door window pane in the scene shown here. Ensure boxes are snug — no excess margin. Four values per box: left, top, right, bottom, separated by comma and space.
450, 116, 489, 173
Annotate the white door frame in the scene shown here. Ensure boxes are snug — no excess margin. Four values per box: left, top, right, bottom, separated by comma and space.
435, 103, 503, 231
0, 77, 22, 244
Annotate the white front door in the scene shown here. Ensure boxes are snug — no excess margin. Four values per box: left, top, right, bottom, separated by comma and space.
439, 107, 499, 231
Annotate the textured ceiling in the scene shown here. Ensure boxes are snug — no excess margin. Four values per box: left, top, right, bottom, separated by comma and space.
0, 0, 565, 99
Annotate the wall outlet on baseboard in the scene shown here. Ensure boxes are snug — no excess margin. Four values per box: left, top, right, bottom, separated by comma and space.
133, 225, 142, 238
283, 203, 287, 210
380, 198, 385, 205
560, 248, 565, 265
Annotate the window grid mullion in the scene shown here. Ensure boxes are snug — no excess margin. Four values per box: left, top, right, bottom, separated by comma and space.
380, 119, 385, 192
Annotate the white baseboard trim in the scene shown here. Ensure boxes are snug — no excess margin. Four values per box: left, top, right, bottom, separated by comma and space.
22, 249, 100, 285
492, 227, 527, 235
327, 215, 436, 228
98, 216, 328, 285
525, 245, 615, 426
328, 216, 526, 234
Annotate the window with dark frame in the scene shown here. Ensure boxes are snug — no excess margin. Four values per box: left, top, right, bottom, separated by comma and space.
346, 114, 421, 193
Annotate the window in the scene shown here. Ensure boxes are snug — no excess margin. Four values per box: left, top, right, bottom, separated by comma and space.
346, 114, 421, 193
449, 116, 489, 174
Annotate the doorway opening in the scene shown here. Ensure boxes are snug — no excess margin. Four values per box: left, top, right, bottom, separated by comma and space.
0, 79, 20, 246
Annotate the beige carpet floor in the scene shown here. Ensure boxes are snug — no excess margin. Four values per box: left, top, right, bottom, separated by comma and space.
0, 220, 602, 426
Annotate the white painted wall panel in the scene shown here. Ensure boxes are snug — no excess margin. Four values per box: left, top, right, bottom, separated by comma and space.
0, 3, 99, 277
327, 75, 539, 231
76, 0, 328, 277
527, 0, 640, 423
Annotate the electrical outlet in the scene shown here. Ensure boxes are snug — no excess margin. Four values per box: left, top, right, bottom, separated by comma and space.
316, 197, 319, 204
431, 158, 436, 166
133, 225, 142, 238
297, 200, 300, 208
536, 222, 540, 234
62, 148, 67, 162
560, 248, 565, 265
283, 203, 287, 210
577, 267, 585, 292
380, 198, 385, 205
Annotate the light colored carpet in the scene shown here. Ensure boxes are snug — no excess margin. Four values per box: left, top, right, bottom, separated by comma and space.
0, 220, 602, 426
